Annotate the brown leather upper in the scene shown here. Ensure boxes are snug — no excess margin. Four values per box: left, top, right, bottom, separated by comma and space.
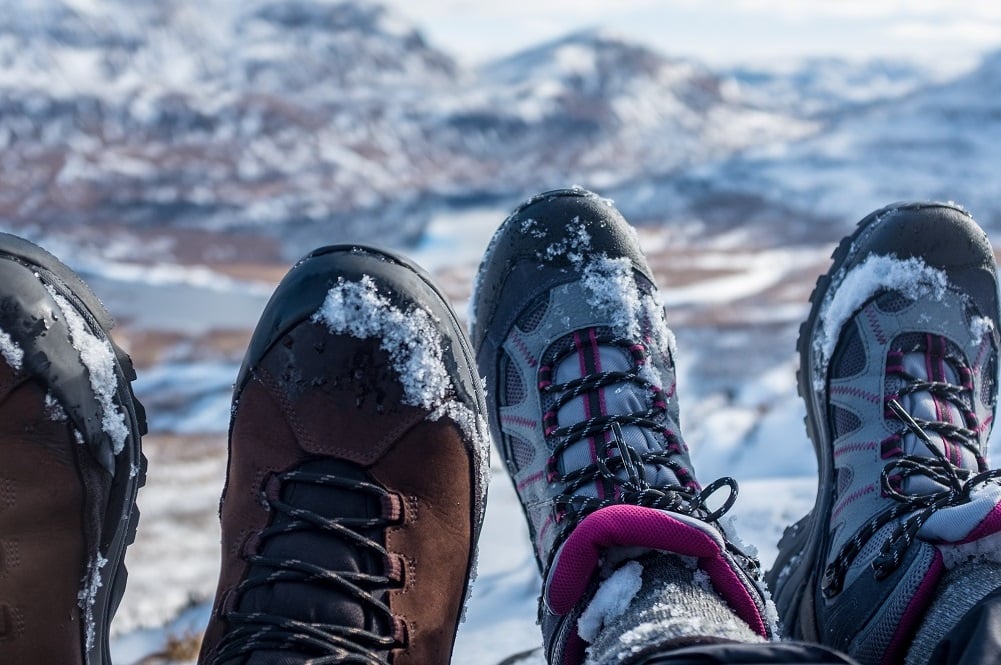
0, 361, 90, 665
200, 321, 476, 665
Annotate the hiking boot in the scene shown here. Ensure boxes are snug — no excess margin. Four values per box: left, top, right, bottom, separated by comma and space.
768, 202, 1001, 665
198, 245, 490, 665
472, 189, 776, 665
0, 233, 147, 665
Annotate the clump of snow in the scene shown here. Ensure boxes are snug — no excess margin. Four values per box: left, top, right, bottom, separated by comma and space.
970, 315, 995, 345
813, 254, 948, 391
77, 552, 108, 654
578, 561, 644, 642
761, 594, 781, 638
719, 514, 759, 560
44, 392, 68, 422
46, 286, 130, 454
580, 256, 671, 387
0, 328, 23, 370
313, 275, 450, 410
939, 529, 1001, 569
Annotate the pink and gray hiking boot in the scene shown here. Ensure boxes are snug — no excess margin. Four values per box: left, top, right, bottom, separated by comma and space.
768, 202, 1001, 665
472, 189, 777, 665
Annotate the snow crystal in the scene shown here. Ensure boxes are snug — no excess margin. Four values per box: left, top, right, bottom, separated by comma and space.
520, 217, 547, 239
0, 328, 23, 369
578, 561, 644, 643
970, 315, 995, 345
312, 275, 450, 410
539, 216, 592, 266
77, 553, 108, 654
46, 286, 130, 455
569, 184, 615, 207
813, 254, 948, 391
691, 568, 713, 593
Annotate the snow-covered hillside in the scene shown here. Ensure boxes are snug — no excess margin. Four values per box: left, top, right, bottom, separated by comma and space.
0, 0, 818, 261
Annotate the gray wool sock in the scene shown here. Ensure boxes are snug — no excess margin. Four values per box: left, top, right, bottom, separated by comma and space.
582, 552, 765, 665
905, 561, 1001, 665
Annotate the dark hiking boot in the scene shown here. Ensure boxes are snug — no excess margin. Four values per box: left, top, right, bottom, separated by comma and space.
472, 189, 776, 665
198, 245, 490, 665
0, 233, 147, 665
768, 202, 1001, 665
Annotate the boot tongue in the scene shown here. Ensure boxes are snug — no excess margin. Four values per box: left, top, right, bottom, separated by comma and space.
552, 329, 680, 497
897, 349, 978, 495
238, 459, 391, 647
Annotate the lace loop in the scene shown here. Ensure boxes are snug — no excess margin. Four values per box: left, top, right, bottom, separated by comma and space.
540, 332, 749, 577
822, 342, 996, 598
209, 470, 404, 664
694, 476, 740, 523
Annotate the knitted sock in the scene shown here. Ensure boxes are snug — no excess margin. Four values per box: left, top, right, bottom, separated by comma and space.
582, 552, 765, 665
905, 561, 1001, 665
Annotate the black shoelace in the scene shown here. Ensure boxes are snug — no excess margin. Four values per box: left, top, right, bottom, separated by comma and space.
538, 332, 754, 578
210, 470, 404, 665
822, 344, 1001, 597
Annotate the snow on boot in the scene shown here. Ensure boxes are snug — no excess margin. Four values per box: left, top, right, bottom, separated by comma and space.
198, 246, 490, 665
768, 202, 1001, 665
0, 233, 147, 665
472, 189, 776, 665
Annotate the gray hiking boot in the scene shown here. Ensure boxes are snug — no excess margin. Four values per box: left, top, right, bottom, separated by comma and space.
472, 189, 776, 665
768, 202, 1001, 665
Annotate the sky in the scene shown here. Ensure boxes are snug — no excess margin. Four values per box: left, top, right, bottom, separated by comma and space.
380, 0, 1001, 71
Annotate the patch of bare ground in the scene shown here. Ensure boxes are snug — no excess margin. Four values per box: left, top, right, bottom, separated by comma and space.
135, 630, 203, 665
117, 327, 254, 369
207, 262, 290, 285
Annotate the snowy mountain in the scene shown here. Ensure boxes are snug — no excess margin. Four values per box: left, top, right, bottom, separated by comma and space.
727, 57, 935, 117
638, 49, 1001, 241
0, 1, 816, 261
429, 30, 814, 195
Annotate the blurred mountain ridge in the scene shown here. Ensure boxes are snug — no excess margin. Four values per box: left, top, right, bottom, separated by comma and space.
0, 0, 995, 261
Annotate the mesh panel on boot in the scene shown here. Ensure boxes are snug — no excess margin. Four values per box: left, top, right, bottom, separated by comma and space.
875, 292, 915, 314
852, 549, 936, 665
510, 436, 536, 472
837, 467, 854, 496
503, 357, 526, 406
518, 296, 549, 333
831, 406, 862, 438
831, 319, 867, 378
982, 355, 997, 408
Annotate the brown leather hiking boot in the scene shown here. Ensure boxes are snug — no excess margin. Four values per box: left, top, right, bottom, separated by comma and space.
198, 245, 490, 665
0, 233, 147, 665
